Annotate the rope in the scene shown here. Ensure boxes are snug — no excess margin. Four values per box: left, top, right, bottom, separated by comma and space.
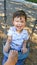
31, 20, 37, 35
3, 0, 7, 45
4, 0, 7, 23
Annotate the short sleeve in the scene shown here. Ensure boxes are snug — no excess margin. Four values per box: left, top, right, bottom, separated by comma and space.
7, 27, 12, 36
23, 30, 29, 41
25, 31, 29, 40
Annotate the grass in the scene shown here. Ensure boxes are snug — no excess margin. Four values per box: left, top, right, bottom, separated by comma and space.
27, 0, 37, 3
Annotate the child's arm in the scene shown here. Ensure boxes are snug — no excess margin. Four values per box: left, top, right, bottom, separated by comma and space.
3, 36, 12, 52
21, 40, 28, 54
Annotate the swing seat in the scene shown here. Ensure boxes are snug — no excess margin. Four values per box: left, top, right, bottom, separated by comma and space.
3, 47, 30, 60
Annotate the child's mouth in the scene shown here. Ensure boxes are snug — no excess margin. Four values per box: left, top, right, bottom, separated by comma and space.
17, 26, 22, 29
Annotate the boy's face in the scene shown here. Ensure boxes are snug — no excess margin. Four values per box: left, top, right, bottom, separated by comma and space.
13, 16, 26, 32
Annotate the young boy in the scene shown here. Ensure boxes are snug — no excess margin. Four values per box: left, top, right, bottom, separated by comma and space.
3, 10, 29, 65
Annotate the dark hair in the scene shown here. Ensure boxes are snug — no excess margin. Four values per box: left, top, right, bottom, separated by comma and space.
13, 10, 27, 21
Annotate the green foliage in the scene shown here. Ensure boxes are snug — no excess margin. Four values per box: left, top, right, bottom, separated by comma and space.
27, 0, 37, 3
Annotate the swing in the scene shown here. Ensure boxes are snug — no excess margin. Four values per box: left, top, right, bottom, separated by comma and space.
2, 0, 37, 65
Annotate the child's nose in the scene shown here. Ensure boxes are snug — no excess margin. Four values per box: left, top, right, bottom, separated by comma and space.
18, 21, 21, 26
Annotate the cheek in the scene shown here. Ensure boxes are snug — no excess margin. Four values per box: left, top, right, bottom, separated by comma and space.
22, 23, 25, 26
24, 22, 26, 26
13, 22, 17, 26
22, 23, 26, 27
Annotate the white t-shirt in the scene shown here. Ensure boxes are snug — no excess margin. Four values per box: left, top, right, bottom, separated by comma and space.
7, 26, 29, 51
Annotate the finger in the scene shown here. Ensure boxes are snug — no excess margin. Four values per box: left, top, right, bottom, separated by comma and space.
11, 50, 18, 55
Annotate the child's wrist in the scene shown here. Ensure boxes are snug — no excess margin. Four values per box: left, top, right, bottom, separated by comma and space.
6, 42, 10, 45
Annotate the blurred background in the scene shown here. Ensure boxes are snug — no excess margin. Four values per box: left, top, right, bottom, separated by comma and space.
0, 0, 37, 65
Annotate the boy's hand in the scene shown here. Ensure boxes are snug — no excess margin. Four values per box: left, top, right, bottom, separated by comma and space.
21, 48, 28, 54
